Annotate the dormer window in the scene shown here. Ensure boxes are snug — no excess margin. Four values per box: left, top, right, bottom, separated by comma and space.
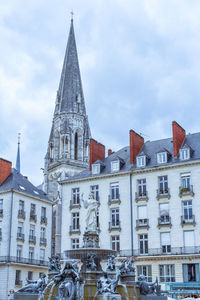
111, 160, 119, 172
157, 152, 167, 164
137, 156, 146, 168
92, 164, 100, 175
180, 148, 190, 160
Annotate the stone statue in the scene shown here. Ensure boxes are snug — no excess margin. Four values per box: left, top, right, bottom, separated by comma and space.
107, 255, 116, 271
127, 258, 135, 273
96, 272, 120, 295
16, 273, 46, 293
48, 255, 61, 273
137, 275, 161, 296
119, 258, 135, 275
81, 192, 98, 231
86, 253, 97, 271
119, 259, 127, 275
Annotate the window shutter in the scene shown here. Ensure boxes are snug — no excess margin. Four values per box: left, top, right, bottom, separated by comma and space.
184, 231, 194, 248
161, 232, 170, 245
138, 206, 147, 219
160, 203, 169, 216
183, 264, 188, 282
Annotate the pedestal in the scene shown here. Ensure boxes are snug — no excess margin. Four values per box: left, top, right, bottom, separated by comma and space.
96, 292, 121, 300
14, 293, 40, 300
141, 295, 167, 300
83, 231, 100, 248
120, 272, 136, 285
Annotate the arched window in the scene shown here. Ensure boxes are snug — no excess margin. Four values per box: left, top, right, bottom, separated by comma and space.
74, 132, 78, 160
50, 143, 54, 160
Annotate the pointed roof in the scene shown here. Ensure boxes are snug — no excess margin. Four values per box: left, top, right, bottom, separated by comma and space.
56, 19, 86, 115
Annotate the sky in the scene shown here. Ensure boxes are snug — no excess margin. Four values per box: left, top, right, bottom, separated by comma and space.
1, 0, 200, 186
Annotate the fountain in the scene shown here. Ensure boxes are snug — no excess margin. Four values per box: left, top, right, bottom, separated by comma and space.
14, 192, 167, 300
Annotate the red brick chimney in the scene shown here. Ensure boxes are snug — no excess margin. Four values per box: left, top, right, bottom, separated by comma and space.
89, 139, 105, 170
172, 121, 186, 157
129, 130, 144, 164
108, 149, 114, 156
0, 158, 12, 185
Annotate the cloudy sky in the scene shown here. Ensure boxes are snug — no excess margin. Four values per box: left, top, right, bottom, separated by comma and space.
1, 0, 200, 185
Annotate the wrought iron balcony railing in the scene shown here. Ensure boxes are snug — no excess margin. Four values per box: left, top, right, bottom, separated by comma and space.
17, 233, 25, 241
108, 194, 121, 205
69, 225, 81, 235
108, 221, 121, 232
179, 185, 194, 197
181, 215, 195, 226
0, 256, 48, 266
136, 219, 149, 229
30, 213, 37, 222
29, 235, 36, 244
40, 238, 47, 246
41, 216, 47, 225
69, 200, 81, 210
157, 188, 170, 200
18, 210, 26, 219
135, 191, 148, 202
158, 216, 171, 227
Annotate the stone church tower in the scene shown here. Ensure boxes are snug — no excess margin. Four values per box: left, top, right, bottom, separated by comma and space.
44, 18, 91, 202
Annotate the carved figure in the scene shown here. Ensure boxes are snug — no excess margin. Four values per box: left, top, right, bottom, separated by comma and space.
119, 260, 127, 275
137, 275, 161, 296
119, 258, 135, 275
16, 273, 46, 293
86, 253, 97, 271
127, 258, 135, 273
81, 192, 98, 231
96, 272, 120, 295
48, 255, 61, 273
107, 255, 116, 271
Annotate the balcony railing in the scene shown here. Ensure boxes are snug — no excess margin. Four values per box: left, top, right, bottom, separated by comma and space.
0, 209, 3, 217
136, 218, 149, 229
69, 225, 81, 235
135, 191, 149, 202
15, 279, 23, 286
0, 256, 48, 266
29, 235, 36, 244
69, 200, 81, 210
18, 210, 26, 219
181, 215, 196, 226
41, 216, 47, 225
17, 233, 25, 242
40, 238, 47, 246
179, 185, 194, 197
108, 221, 121, 232
158, 216, 171, 227
30, 213, 37, 222
108, 195, 121, 205
119, 246, 200, 257
157, 188, 170, 200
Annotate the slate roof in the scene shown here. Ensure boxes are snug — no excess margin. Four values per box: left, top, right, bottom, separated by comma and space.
61, 132, 200, 182
0, 168, 50, 201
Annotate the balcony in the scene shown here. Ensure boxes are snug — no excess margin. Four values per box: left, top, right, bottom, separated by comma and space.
30, 213, 37, 222
18, 210, 26, 219
181, 215, 196, 226
0, 256, 48, 266
17, 233, 24, 242
157, 188, 170, 200
15, 279, 22, 286
108, 221, 121, 232
69, 200, 81, 210
136, 219, 149, 230
179, 185, 194, 197
40, 237, 47, 246
158, 216, 172, 228
135, 191, 148, 202
41, 216, 47, 225
29, 235, 36, 244
69, 225, 81, 235
0, 209, 3, 217
108, 195, 121, 205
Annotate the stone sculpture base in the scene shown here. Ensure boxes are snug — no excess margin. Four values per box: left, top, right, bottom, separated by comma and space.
141, 295, 167, 300
120, 272, 136, 285
83, 230, 100, 248
14, 293, 40, 300
96, 293, 121, 300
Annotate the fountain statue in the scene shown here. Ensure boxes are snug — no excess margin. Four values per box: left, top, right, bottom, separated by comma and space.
81, 192, 98, 232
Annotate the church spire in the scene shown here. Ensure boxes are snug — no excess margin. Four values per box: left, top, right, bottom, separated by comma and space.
55, 18, 86, 115
16, 133, 21, 173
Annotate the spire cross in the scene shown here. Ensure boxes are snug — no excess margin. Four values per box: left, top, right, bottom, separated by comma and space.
70, 10, 74, 21
18, 132, 21, 144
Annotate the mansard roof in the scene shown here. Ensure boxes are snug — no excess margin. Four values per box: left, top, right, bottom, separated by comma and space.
0, 168, 50, 201
61, 132, 200, 182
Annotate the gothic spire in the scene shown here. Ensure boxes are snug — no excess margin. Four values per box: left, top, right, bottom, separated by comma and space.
16, 133, 21, 173
55, 19, 86, 115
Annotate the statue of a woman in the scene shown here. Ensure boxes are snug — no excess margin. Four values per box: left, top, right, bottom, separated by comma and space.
81, 192, 98, 231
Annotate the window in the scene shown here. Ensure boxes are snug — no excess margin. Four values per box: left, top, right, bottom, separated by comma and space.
111, 208, 120, 227
139, 234, 148, 254
71, 238, 79, 249
184, 231, 195, 253
74, 132, 78, 160
30, 203, 36, 215
41, 207, 46, 217
17, 222, 23, 238
111, 160, 119, 172
28, 271, 33, 280
40, 227, 46, 239
17, 245, 23, 259
159, 264, 175, 282
19, 200, 24, 211
137, 265, 152, 282
137, 179, 147, 196
180, 148, 190, 160
92, 164, 100, 175
183, 264, 199, 282
181, 174, 191, 189
159, 203, 170, 223
72, 188, 80, 204
111, 235, 120, 251
97, 210, 99, 229
161, 232, 171, 254
0, 222, 2, 239
137, 156, 146, 168
15, 270, 21, 285
29, 225, 35, 237
159, 176, 168, 193
137, 206, 147, 224
0, 199, 3, 210
29, 247, 34, 260
40, 249, 45, 261
110, 182, 119, 200
90, 185, 99, 201
157, 152, 167, 164
72, 212, 79, 230
183, 201, 193, 221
